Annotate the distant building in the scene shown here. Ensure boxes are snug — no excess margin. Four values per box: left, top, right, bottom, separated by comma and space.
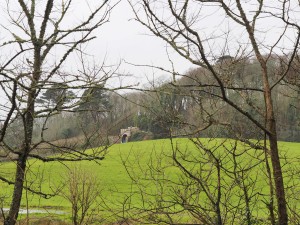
120, 127, 139, 143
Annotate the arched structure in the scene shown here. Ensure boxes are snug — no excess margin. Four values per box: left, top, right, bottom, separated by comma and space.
120, 127, 139, 143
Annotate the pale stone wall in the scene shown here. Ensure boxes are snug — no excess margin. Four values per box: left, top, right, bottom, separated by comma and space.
120, 126, 139, 137
120, 127, 139, 143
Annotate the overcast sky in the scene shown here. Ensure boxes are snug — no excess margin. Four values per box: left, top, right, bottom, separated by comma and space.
89, 0, 298, 88
84, 0, 193, 86
1, 0, 298, 88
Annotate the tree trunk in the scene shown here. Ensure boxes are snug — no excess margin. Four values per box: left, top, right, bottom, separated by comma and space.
4, 155, 27, 225
268, 124, 288, 225
264, 148, 276, 225
264, 83, 288, 224
4, 87, 35, 225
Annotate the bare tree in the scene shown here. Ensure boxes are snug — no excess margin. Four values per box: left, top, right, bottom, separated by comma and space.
128, 0, 300, 224
121, 137, 268, 224
0, 1, 120, 224
61, 165, 101, 225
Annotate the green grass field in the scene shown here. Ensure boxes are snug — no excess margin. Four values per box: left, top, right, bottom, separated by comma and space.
0, 138, 299, 224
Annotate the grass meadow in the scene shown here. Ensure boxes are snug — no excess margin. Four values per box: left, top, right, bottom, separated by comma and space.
0, 138, 299, 224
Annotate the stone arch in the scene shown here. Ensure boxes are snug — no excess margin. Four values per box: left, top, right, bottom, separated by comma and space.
121, 134, 128, 143
120, 127, 139, 143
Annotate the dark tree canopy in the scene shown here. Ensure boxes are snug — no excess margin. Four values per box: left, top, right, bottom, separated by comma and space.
37, 83, 76, 107
78, 87, 111, 111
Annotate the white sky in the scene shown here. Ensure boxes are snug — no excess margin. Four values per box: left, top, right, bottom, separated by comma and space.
83, 0, 193, 86
1, 0, 299, 89
88, 0, 299, 88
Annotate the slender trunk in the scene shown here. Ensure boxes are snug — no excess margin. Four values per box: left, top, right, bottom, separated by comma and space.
216, 162, 223, 225
242, 179, 251, 225
4, 155, 27, 225
268, 125, 288, 225
234, 0, 288, 221
264, 79, 288, 224
73, 206, 78, 225
4, 84, 36, 225
264, 138, 276, 225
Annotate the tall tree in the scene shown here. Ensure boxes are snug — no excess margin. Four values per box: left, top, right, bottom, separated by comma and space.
129, 1, 300, 224
37, 83, 76, 107
77, 86, 112, 122
0, 1, 118, 224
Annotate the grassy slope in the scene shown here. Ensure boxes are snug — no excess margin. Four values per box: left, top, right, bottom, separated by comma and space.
0, 140, 174, 208
0, 138, 299, 222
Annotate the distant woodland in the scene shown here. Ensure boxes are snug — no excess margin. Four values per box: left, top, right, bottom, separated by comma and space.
4, 55, 298, 149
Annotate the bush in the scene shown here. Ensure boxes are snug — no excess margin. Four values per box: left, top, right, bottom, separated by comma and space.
129, 131, 153, 142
